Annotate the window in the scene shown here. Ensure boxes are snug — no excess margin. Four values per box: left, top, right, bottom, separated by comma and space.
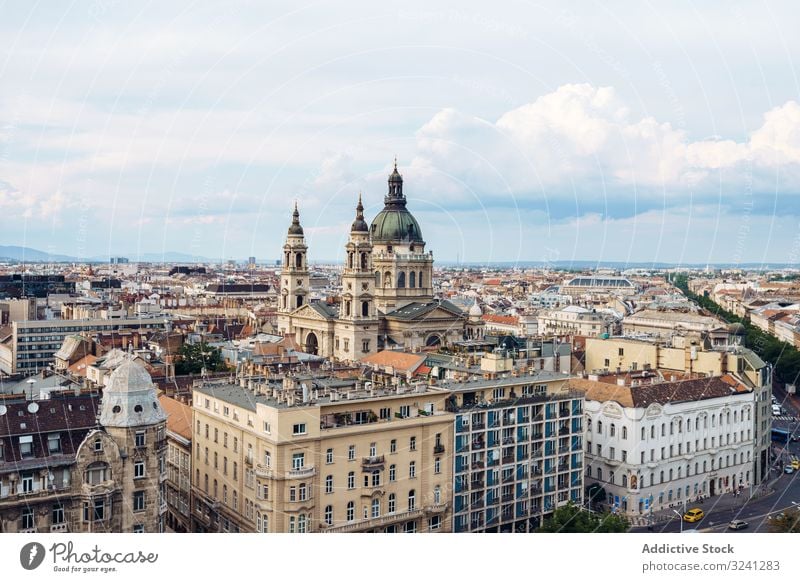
390, 439, 397, 453
388, 493, 396, 513
135, 431, 146, 448
324, 505, 333, 526
371, 498, 380, 518
434, 485, 441, 504
21, 472, 34, 493
409, 461, 416, 479
347, 471, 355, 489
622, 426, 627, 440
346, 501, 355, 522
84, 498, 105, 521
380, 407, 391, 420
348, 445, 356, 461
369, 442, 377, 457
399, 405, 410, 418
292, 453, 305, 470
408, 490, 416, 511
326, 448, 334, 464
409, 436, 417, 451
133, 491, 145, 512
224, 433, 228, 448
86, 462, 109, 484
264, 451, 272, 468
257, 512, 268, 532
292, 423, 307, 435
610, 424, 615, 437
389, 464, 396, 482
434, 457, 441, 474
21, 507, 34, 530
263, 421, 271, 434
52, 503, 64, 525
214, 428, 218, 443
134, 460, 145, 479
325, 475, 333, 494
19, 435, 33, 458
299, 483, 307, 501
48, 433, 61, 453
429, 515, 442, 530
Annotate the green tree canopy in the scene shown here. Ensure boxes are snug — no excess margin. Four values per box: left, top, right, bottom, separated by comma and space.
768, 508, 800, 533
174, 342, 227, 375
538, 502, 629, 533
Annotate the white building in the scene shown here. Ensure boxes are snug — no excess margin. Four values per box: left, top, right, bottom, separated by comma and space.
572, 372, 757, 518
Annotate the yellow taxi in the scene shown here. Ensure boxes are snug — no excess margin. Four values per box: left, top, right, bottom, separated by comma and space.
792, 458, 800, 470
683, 508, 705, 523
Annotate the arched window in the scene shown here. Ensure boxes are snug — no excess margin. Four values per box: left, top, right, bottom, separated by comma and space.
587, 418, 592, 431
360, 253, 368, 270
375, 271, 381, 286
622, 426, 627, 439
434, 485, 441, 504
361, 301, 369, 317
325, 475, 333, 494
651, 426, 655, 438
256, 512, 268, 532
348, 253, 353, 269
597, 467, 602, 480
346, 501, 355, 522
371, 498, 380, 518
299, 483, 307, 501
610, 424, 616, 437
345, 301, 351, 317
383, 271, 392, 288
324, 505, 333, 526
398, 272, 406, 288
295, 253, 303, 268
418, 271, 423, 288
597, 421, 602, 434
409, 271, 416, 288
388, 493, 396, 513
408, 490, 416, 511
284, 252, 289, 267
622, 475, 627, 487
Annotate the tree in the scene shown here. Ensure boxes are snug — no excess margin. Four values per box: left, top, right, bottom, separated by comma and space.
174, 342, 227, 375
768, 508, 800, 533
538, 502, 629, 533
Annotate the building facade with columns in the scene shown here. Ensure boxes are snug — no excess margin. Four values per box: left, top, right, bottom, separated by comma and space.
277, 164, 482, 361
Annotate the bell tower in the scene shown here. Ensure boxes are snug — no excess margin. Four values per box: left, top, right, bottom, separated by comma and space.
277, 203, 310, 333
336, 195, 379, 360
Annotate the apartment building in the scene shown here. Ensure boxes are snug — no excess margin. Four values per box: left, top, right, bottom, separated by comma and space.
584, 335, 772, 484
0, 358, 167, 533
160, 395, 193, 533
538, 305, 613, 337
191, 375, 453, 533
572, 372, 756, 518
0, 316, 172, 375
448, 372, 584, 532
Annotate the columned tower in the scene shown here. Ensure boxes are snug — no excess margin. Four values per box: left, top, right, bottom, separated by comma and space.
336, 195, 379, 359
277, 203, 310, 334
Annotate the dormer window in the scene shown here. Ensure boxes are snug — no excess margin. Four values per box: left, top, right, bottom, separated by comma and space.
48, 433, 61, 453
19, 435, 33, 458
94, 438, 103, 452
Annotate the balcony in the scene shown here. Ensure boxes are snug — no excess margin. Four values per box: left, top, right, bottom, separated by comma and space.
469, 498, 485, 509
362, 455, 385, 470
501, 493, 514, 503
501, 455, 514, 464
50, 523, 68, 533
425, 503, 448, 515
502, 437, 515, 445
286, 466, 316, 480
471, 441, 485, 451
255, 464, 273, 478
470, 461, 485, 470
433, 444, 445, 454
470, 480, 485, 490
471, 423, 485, 431
244, 456, 253, 466
322, 508, 425, 533
502, 474, 515, 483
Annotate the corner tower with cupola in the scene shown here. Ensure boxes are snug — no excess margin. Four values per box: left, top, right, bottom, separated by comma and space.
370, 161, 434, 313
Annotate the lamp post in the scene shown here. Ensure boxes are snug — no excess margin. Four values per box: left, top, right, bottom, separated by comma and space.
672, 509, 683, 533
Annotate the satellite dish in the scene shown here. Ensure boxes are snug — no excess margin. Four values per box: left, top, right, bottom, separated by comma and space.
27, 402, 39, 413
0, 405, 6, 416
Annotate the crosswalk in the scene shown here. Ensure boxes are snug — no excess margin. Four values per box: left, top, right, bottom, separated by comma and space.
772, 415, 798, 422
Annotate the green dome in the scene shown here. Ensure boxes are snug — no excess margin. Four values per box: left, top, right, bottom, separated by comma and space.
369, 161, 424, 243
370, 207, 423, 243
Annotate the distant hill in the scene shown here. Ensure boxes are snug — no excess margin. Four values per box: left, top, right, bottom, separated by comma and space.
0, 245, 78, 262
0, 246, 212, 264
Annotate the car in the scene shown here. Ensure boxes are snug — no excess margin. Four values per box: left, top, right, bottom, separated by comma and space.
729, 520, 749, 530
785, 466, 794, 474
792, 459, 800, 470
683, 508, 705, 522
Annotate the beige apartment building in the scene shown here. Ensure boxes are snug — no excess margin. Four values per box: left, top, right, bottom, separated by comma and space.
192, 375, 453, 533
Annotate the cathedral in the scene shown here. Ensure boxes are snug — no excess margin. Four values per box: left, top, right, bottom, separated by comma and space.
276, 162, 484, 361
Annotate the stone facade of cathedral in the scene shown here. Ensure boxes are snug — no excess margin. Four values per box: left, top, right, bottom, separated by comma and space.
276, 163, 483, 361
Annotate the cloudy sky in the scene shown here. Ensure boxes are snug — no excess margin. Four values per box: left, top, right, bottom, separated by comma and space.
2, 0, 800, 266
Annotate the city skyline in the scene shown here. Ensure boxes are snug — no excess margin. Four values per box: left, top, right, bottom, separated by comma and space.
2, 2, 800, 264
